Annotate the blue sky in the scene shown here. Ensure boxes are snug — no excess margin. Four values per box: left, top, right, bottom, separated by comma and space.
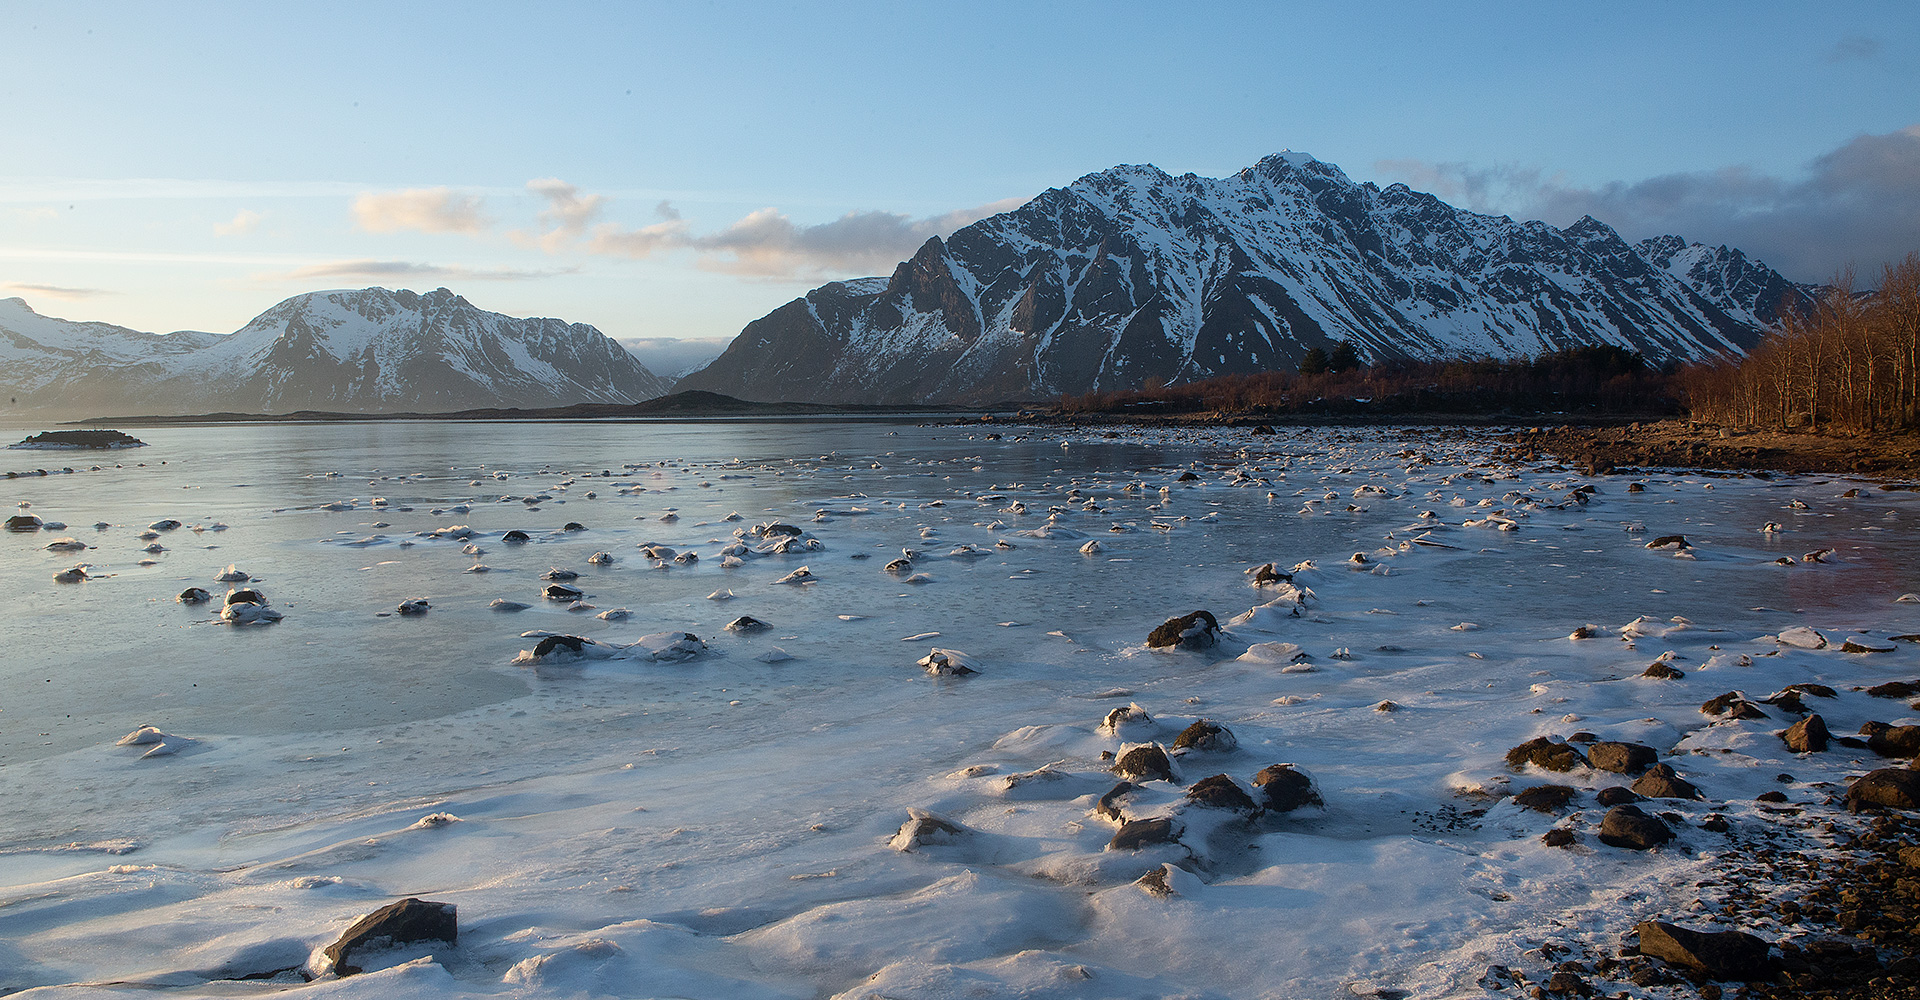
2, 1, 1915, 373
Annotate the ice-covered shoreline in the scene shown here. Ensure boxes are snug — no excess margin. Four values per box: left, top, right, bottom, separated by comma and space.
2, 421, 1917, 998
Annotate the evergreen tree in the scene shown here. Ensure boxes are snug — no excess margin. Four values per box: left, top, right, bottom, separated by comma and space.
1297, 346, 1330, 375
1328, 340, 1360, 372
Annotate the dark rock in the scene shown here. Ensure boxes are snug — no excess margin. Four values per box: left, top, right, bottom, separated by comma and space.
1762, 691, 1808, 714
1147, 610, 1220, 651
1248, 562, 1289, 586
1505, 737, 1587, 772
1863, 721, 1920, 757
1588, 741, 1658, 774
226, 589, 266, 606
177, 587, 212, 604
1171, 719, 1236, 753
724, 615, 771, 633
11, 429, 145, 449
1176, 471, 1201, 482
543, 583, 584, 601
1867, 680, 1920, 698
323, 897, 457, 976
1096, 781, 1140, 821
1845, 769, 1920, 812
5, 513, 43, 531
1631, 763, 1702, 800
1756, 790, 1788, 803
501, 529, 531, 543
1781, 714, 1830, 753
1700, 813, 1730, 832
1641, 662, 1685, 680
758, 522, 803, 537
1781, 682, 1837, 699
562, 522, 586, 532
1513, 785, 1577, 813
531, 635, 586, 658
1134, 865, 1178, 896
1645, 535, 1690, 550
1701, 692, 1768, 719
1543, 828, 1577, 848
1108, 817, 1180, 851
1596, 786, 1643, 806
1184, 774, 1258, 814
1252, 764, 1322, 811
396, 598, 430, 616
1598, 805, 1672, 849
1844, 640, 1897, 653
1633, 921, 1771, 981
1113, 744, 1175, 782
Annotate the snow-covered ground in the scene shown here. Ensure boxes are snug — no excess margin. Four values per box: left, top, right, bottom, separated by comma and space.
1, 420, 1916, 999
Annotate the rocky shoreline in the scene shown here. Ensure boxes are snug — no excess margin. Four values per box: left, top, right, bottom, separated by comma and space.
1501, 421, 1920, 479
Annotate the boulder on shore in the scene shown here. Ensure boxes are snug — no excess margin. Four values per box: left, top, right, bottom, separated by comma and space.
1633, 921, 1772, 981
1147, 610, 1219, 651
1598, 804, 1672, 849
323, 897, 457, 976
1588, 741, 1658, 775
1845, 768, 1920, 813
1505, 737, 1587, 772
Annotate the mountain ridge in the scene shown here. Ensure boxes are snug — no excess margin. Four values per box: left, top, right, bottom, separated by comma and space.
0, 288, 673, 416
678, 151, 1817, 404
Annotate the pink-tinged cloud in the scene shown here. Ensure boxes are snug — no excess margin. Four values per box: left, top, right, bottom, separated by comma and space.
352, 187, 489, 235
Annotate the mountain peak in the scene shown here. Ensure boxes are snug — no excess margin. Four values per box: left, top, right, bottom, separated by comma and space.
672, 150, 1798, 404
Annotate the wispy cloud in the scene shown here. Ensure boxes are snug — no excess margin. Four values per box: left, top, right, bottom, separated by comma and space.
581, 194, 1031, 278
1375, 124, 1920, 281
1826, 34, 1881, 63
258, 259, 574, 284
214, 209, 264, 237
2, 282, 111, 300
352, 187, 489, 235
512, 178, 609, 252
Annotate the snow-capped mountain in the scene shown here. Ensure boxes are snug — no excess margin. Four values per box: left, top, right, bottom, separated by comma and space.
679, 152, 1807, 404
0, 288, 673, 416
1634, 235, 1820, 327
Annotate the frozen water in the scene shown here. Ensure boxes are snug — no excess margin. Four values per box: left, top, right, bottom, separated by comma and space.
2, 418, 1918, 997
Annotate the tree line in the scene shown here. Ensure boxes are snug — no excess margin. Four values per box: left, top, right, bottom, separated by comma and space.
1681, 253, 1920, 433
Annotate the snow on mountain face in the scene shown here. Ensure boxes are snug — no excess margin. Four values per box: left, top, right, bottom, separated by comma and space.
0, 289, 673, 416
679, 153, 1802, 404
1634, 235, 1821, 327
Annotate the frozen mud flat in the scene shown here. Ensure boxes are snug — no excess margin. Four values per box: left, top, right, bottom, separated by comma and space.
1, 420, 1918, 999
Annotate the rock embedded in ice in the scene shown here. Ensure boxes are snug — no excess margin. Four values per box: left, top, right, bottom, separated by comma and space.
1252, 764, 1322, 812
1146, 610, 1220, 651
543, 583, 584, 601
177, 586, 211, 604
1184, 773, 1258, 814
1644, 534, 1690, 550
149, 519, 181, 531
215, 564, 249, 582
1595, 786, 1643, 806
1632, 921, 1772, 981
501, 529, 531, 543
724, 615, 771, 633
1845, 768, 1920, 812
489, 599, 530, 611
889, 808, 967, 852
1630, 763, 1702, 800
541, 568, 579, 581
116, 725, 168, 746
1641, 661, 1686, 680
917, 648, 977, 676
43, 536, 87, 552
1899, 593, 1920, 604
1107, 816, 1181, 851
1505, 737, 1587, 772
1863, 722, 1920, 758
5, 513, 44, 531
587, 551, 614, 565
1171, 719, 1236, 754
755, 647, 792, 663
706, 589, 734, 601
1699, 692, 1768, 719
322, 897, 457, 977
1112, 743, 1175, 782
1095, 781, 1140, 821
1597, 804, 1672, 849
1512, 784, 1577, 814
1098, 702, 1153, 737
1842, 638, 1897, 653
1588, 742, 1658, 775
562, 521, 585, 532
396, 598, 430, 616
53, 565, 91, 583
772, 566, 817, 585
596, 608, 631, 621
220, 589, 282, 625
1865, 680, 1920, 699
1134, 864, 1182, 897
1781, 715, 1830, 753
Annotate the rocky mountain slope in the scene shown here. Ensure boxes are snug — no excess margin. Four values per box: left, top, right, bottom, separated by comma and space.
678, 152, 1811, 404
0, 289, 673, 416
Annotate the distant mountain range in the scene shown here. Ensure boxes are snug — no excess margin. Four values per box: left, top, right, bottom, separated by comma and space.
0, 288, 672, 416
677, 152, 1818, 404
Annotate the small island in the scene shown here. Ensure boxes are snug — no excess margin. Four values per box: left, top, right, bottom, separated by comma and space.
8, 429, 147, 450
